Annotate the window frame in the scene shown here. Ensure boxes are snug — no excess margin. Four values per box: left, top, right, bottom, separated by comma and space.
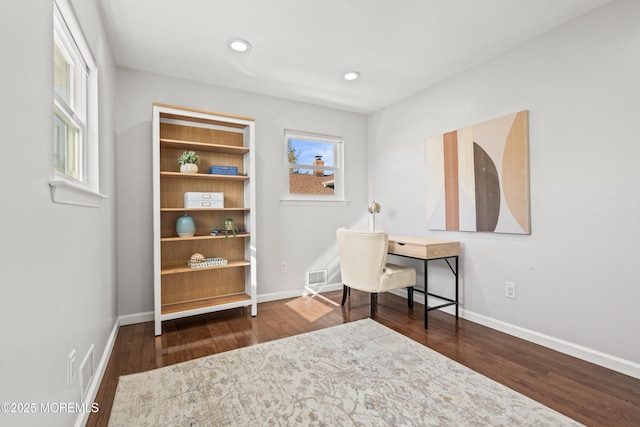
50, 0, 106, 207
281, 129, 348, 206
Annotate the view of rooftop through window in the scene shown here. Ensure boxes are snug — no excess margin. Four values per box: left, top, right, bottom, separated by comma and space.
288, 138, 336, 195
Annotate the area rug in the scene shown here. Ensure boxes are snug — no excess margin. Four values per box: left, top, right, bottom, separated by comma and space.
109, 319, 582, 426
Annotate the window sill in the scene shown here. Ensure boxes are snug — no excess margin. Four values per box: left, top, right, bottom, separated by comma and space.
280, 198, 350, 207
49, 180, 108, 208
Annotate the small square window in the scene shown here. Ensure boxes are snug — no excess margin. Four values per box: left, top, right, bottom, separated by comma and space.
282, 130, 346, 205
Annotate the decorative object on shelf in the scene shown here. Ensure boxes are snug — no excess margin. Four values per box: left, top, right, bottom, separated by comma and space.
223, 217, 239, 238
176, 214, 196, 237
180, 163, 198, 174
177, 150, 200, 174
188, 257, 228, 269
209, 165, 239, 176
184, 192, 224, 209
368, 200, 381, 231
189, 253, 205, 264
210, 229, 245, 236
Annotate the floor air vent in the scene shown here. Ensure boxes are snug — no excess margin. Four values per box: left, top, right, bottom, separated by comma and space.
306, 269, 328, 286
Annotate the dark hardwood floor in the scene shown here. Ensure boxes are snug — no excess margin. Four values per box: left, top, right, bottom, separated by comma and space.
87, 290, 640, 426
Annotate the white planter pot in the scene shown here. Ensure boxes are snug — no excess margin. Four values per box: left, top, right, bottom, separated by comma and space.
180, 163, 198, 174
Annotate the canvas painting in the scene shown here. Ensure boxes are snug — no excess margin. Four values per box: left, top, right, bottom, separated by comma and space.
425, 110, 530, 234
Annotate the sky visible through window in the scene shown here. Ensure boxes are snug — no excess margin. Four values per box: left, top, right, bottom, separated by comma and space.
290, 139, 334, 167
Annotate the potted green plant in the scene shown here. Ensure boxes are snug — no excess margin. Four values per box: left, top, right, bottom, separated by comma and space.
223, 217, 239, 238
177, 150, 200, 173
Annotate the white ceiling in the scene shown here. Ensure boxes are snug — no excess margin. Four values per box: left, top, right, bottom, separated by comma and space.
98, 0, 611, 114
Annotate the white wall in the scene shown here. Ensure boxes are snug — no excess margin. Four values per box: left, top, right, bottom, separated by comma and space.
0, 0, 118, 426
368, 0, 640, 373
115, 69, 368, 318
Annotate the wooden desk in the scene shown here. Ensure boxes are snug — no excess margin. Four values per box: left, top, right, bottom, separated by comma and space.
388, 235, 460, 328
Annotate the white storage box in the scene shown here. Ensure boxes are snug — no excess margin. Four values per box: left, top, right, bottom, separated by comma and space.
184, 192, 224, 208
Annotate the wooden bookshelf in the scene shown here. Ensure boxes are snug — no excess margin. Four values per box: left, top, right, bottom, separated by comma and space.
153, 103, 256, 335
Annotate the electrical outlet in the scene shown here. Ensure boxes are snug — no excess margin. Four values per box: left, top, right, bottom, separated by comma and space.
67, 349, 76, 387
280, 262, 287, 274
505, 282, 516, 299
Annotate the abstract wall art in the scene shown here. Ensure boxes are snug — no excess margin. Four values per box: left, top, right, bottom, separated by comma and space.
425, 110, 530, 234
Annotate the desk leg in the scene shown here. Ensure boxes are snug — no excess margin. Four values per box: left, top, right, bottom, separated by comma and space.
424, 258, 429, 329
424, 256, 459, 329
455, 256, 459, 319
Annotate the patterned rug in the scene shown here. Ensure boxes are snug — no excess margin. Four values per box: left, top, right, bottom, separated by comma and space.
109, 319, 583, 426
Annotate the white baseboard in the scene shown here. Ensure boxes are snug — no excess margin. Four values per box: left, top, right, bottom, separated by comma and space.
119, 311, 154, 326
257, 289, 305, 303
117, 285, 343, 329
461, 309, 640, 380
257, 283, 343, 303
74, 318, 120, 427
117, 286, 344, 325
117, 286, 640, 380
390, 289, 639, 379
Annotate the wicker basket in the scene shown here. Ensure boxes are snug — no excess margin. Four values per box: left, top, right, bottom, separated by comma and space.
188, 257, 228, 269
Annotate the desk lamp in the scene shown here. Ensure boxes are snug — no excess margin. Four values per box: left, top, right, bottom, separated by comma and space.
368, 200, 381, 231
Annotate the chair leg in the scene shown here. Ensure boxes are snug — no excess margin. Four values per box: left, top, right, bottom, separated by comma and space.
370, 293, 377, 318
341, 285, 349, 306
407, 286, 414, 309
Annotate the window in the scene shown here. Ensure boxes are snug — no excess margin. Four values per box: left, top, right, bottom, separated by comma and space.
51, 0, 105, 206
54, 2, 87, 181
282, 130, 347, 205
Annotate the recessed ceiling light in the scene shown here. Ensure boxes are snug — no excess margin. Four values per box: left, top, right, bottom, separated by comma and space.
343, 71, 360, 81
228, 38, 252, 52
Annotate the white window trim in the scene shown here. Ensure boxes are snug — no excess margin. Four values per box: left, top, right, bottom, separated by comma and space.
280, 129, 349, 206
49, 180, 108, 208
50, 0, 106, 207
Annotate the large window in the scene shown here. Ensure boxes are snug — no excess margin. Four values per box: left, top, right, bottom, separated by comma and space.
51, 0, 104, 206
282, 130, 346, 205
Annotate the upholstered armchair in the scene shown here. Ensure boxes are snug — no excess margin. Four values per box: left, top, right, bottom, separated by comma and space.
336, 228, 416, 318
